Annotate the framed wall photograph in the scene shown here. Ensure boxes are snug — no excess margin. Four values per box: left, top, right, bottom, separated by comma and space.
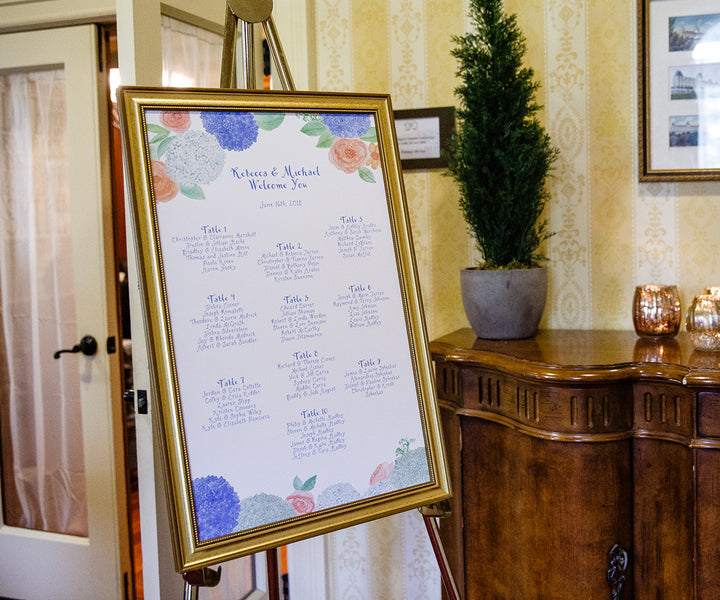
639, 0, 720, 180
117, 87, 451, 573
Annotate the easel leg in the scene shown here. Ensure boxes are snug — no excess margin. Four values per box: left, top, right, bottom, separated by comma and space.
266, 547, 281, 600
422, 514, 462, 600
183, 582, 198, 600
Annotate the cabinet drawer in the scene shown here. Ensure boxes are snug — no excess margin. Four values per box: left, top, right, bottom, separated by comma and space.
698, 392, 720, 438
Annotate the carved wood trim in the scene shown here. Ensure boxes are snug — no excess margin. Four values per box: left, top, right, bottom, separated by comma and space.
434, 337, 720, 447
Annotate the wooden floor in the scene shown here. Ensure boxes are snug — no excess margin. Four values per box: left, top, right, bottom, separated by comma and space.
129, 468, 143, 600
124, 403, 143, 600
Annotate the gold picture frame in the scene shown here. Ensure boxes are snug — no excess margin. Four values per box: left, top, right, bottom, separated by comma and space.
117, 87, 451, 573
639, 0, 720, 181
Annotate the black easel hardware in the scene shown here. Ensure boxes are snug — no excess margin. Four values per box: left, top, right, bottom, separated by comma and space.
182, 566, 221, 600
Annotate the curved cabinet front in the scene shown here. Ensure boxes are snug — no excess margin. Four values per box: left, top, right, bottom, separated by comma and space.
431, 329, 720, 600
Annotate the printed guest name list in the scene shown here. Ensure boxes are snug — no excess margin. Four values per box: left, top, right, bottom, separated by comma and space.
150, 109, 428, 516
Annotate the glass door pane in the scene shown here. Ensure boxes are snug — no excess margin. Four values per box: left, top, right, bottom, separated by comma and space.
0, 66, 88, 536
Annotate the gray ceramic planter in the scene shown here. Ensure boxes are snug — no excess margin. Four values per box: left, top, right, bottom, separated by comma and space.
460, 267, 548, 339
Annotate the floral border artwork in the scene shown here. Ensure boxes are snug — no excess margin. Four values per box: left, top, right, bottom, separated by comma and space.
118, 87, 450, 573
639, 0, 720, 180
148, 110, 381, 203
193, 438, 429, 541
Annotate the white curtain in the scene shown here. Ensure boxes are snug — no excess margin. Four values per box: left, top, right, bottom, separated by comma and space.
0, 68, 88, 536
161, 15, 224, 88
159, 16, 440, 599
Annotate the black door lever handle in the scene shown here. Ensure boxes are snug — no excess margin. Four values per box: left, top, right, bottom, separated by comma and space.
53, 335, 98, 359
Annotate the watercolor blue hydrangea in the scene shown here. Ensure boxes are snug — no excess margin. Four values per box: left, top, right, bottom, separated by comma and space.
164, 131, 225, 187
201, 111, 259, 151
192, 475, 240, 541
321, 113, 372, 139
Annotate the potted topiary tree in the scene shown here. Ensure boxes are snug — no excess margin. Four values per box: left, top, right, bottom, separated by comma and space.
446, 0, 559, 339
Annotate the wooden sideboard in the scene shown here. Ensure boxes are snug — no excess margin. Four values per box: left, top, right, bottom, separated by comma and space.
430, 329, 720, 600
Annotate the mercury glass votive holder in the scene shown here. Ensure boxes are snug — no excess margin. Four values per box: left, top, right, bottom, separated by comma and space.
632, 284, 681, 337
686, 294, 720, 351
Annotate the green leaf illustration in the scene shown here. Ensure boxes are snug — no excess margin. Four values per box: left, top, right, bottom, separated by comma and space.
254, 113, 285, 131
156, 136, 174, 158
293, 475, 317, 491
300, 121, 328, 137
358, 167, 376, 183
316, 130, 336, 148
180, 184, 205, 200
150, 130, 170, 145
396, 438, 415, 457
147, 124, 168, 134
301, 475, 317, 491
360, 127, 377, 142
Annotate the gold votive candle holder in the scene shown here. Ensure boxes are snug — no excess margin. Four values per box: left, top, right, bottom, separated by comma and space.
632, 284, 681, 338
686, 294, 720, 351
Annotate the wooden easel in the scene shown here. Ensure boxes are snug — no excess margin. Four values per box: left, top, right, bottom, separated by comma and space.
182, 2, 461, 598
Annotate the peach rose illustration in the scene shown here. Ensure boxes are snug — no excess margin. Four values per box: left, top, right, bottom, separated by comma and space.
328, 138, 369, 173
160, 111, 191, 132
369, 461, 394, 486
286, 491, 315, 515
151, 159, 179, 202
366, 142, 380, 169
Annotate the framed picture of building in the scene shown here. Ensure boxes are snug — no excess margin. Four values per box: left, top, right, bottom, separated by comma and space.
639, 0, 720, 180
117, 87, 451, 573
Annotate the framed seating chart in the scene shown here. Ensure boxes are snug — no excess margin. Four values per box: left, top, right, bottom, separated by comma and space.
118, 87, 451, 572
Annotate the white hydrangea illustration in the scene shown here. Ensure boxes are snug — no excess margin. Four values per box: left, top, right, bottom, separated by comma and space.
164, 130, 225, 186
316, 483, 362, 510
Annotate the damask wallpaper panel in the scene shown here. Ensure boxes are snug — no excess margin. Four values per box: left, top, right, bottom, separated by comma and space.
315, 0, 353, 91
678, 183, 720, 311
429, 170, 469, 337
636, 182, 679, 287
587, 0, 636, 329
425, 0, 463, 107
352, 0, 391, 93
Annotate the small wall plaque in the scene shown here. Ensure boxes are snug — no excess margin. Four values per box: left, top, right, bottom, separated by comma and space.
394, 106, 455, 170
